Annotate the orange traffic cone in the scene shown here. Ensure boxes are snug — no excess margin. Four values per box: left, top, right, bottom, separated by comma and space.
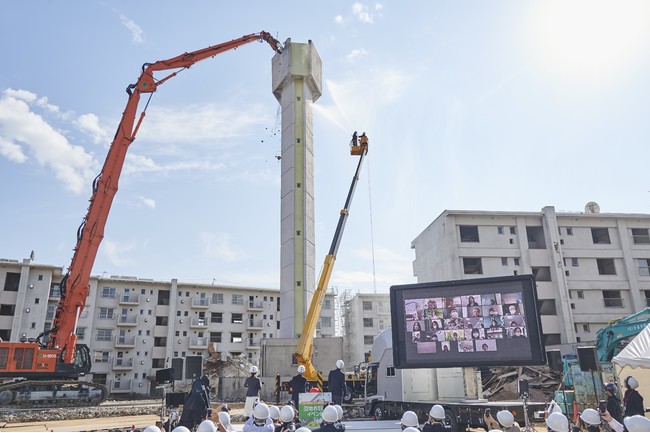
573, 400, 580, 425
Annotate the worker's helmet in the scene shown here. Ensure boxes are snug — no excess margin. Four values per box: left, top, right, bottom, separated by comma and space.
625, 415, 650, 432
403, 428, 421, 432
217, 411, 231, 427
253, 402, 271, 420
269, 405, 280, 421
298, 365, 306, 374
625, 375, 639, 389
280, 405, 296, 423
336, 359, 345, 369
547, 400, 562, 414
605, 382, 619, 395
401, 410, 419, 427
429, 404, 445, 421
295, 428, 312, 432
322, 405, 338, 423
196, 420, 217, 432
171, 426, 190, 432
334, 404, 343, 421
250, 365, 259, 374
496, 410, 514, 428
143, 426, 161, 432
580, 408, 601, 426
546, 412, 569, 432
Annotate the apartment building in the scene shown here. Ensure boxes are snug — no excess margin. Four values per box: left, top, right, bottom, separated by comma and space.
341, 292, 391, 366
0, 256, 336, 396
411, 205, 650, 347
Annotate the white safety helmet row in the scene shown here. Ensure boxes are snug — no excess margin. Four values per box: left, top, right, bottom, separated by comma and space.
429, 404, 445, 420
546, 412, 569, 432
253, 402, 271, 419
280, 405, 296, 423
336, 359, 345, 369
322, 405, 339, 423
496, 410, 514, 428
580, 408, 601, 426
625, 375, 639, 389
401, 410, 419, 427
625, 415, 650, 432
250, 365, 259, 374
298, 365, 306, 374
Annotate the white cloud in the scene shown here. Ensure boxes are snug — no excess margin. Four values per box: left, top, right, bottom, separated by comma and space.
103, 239, 138, 267
201, 232, 240, 261
346, 49, 368, 63
74, 113, 110, 144
353, 2, 374, 23
0, 89, 98, 193
120, 15, 144, 44
139, 196, 156, 209
123, 153, 226, 176
334, 15, 343, 24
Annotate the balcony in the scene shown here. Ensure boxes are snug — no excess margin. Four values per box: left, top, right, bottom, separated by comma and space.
114, 335, 136, 348
190, 318, 209, 329
110, 379, 132, 394
189, 337, 209, 349
247, 338, 261, 350
247, 301, 264, 311
113, 357, 134, 370
117, 315, 138, 327
119, 293, 140, 305
247, 319, 263, 330
603, 298, 624, 308
191, 297, 210, 309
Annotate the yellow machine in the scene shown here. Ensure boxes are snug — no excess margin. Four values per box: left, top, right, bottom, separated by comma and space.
294, 133, 369, 387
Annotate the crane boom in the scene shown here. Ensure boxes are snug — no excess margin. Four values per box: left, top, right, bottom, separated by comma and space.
295, 134, 369, 384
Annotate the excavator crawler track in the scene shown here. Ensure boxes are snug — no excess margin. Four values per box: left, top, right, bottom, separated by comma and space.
0, 380, 107, 409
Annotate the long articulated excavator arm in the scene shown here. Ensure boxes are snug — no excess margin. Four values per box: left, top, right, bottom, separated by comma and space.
44, 32, 282, 365
596, 307, 650, 362
295, 135, 369, 385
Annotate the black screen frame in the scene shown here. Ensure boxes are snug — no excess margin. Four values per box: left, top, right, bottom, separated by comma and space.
390, 274, 546, 369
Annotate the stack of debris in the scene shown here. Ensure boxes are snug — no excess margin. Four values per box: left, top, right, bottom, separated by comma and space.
481, 365, 562, 402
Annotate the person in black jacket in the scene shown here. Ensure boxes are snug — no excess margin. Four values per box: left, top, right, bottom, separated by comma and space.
422, 404, 450, 432
289, 365, 308, 409
604, 382, 624, 424
623, 376, 645, 417
328, 360, 346, 405
244, 365, 263, 418
313, 406, 339, 432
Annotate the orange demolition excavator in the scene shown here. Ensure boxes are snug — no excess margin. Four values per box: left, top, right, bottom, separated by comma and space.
0, 32, 282, 408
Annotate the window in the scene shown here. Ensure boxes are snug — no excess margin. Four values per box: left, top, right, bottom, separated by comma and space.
364, 335, 374, 345
459, 225, 479, 242
363, 301, 373, 311
3, 272, 19, 292
38, 274, 43, 281
96, 329, 112, 341
597, 258, 616, 275
231, 313, 243, 324
603, 290, 623, 308
571, 258, 579, 267
537, 299, 557, 315
99, 308, 114, 319
210, 332, 222, 343
531, 267, 551, 282
154, 337, 167, 347
510, 226, 517, 235
526, 226, 546, 249
34, 298, 39, 304
212, 293, 224, 304
363, 318, 374, 328
645, 290, 650, 307
514, 258, 520, 266
156, 316, 168, 326
638, 259, 650, 276
583, 324, 590, 332
566, 227, 573, 235
152, 359, 165, 368
591, 228, 611, 244
463, 258, 482, 275
632, 228, 650, 244
211, 312, 223, 323
320, 317, 332, 328
94, 351, 109, 363
232, 295, 243, 305
386, 366, 396, 377
158, 290, 170, 306
323, 299, 332, 310
0, 305, 15, 316
497, 226, 504, 235
101, 287, 116, 298
231, 332, 242, 343
544, 334, 561, 345
501, 257, 508, 266
76, 327, 86, 339
577, 290, 584, 299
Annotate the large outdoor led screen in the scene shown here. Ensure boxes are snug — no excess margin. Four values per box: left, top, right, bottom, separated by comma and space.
390, 274, 546, 369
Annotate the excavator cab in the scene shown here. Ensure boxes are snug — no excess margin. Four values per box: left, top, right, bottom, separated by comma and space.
351, 132, 369, 156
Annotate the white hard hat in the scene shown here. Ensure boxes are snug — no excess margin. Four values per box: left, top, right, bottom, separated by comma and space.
143, 427, 161, 433
171, 426, 190, 432
334, 404, 343, 421
580, 408, 601, 426
269, 405, 280, 420
624, 415, 650, 432
548, 400, 562, 414
280, 405, 295, 423
626, 375, 639, 389
496, 410, 514, 428
403, 428, 421, 432
429, 404, 445, 420
488, 430, 504, 432
401, 410, 419, 427
336, 359, 345, 369
295, 428, 312, 432
196, 420, 217, 432
298, 365, 306, 374
322, 405, 338, 423
218, 411, 231, 426
250, 365, 259, 374
546, 412, 568, 432
254, 402, 270, 419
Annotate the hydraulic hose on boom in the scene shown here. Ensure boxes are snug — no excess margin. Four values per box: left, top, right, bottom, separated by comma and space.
295, 133, 370, 386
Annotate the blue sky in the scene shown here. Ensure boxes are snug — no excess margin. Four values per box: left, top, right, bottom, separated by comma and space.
2, 1, 650, 293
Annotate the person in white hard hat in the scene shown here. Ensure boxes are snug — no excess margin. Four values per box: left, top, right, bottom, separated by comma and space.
290, 365, 308, 410
328, 360, 346, 405
243, 402, 275, 432
403, 428, 421, 432
216, 411, 235, 432
196, 419, 218, 432
623, 376, 645, 417
268, 405, 281, 430
171, 426, 191, 432
578, 408, 601, 432
279, 404, 298, 432
312, 405, 339, 432
244, 365, 263, 418
333, 404, 345, 431
401, 410, 420, 431
496, 410, 520, 432
624, 414, 650, 432
295, 428, 312, 432
422, 404, 450, 432
143, 426, 161, 433
546, 411, 569, 432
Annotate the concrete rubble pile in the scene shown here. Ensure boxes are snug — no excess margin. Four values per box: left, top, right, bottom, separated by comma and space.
0, 400, 161, 424
482, 365, 561, 401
